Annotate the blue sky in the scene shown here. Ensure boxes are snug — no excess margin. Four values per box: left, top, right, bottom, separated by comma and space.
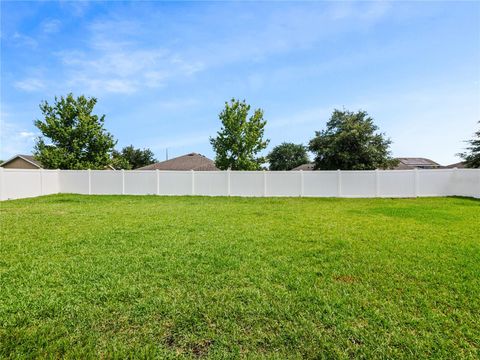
1, 1, 479, 165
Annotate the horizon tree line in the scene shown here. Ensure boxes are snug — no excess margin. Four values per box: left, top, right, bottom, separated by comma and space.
28, 94, 480, 170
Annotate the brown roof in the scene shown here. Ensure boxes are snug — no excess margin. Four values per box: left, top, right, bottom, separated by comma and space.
393, 157, 441, 170
291, 163, 315, 171
445, 161, 466, 169
1, 154, 42, 168
136, 153, 219, 171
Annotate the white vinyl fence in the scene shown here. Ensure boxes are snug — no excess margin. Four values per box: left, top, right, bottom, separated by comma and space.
0, 168, 479, 201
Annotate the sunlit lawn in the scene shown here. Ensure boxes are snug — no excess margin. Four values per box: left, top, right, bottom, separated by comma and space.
1, 194, 479, 358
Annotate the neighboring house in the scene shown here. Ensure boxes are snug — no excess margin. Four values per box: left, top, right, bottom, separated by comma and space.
0, 154, 116, 170
445, 161, 466, 169
393, 158, 441, 170
0, 154, 42, 169
291, 163, 315, 171
137, 153, 219, 171
292, 158, 443, 171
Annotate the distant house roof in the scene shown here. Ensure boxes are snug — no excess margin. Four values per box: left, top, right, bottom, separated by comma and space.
291, 163, 315, 171
136, 153, 219, 171
394, 158, 441, 170
1, 155, 117, 170
445, 161, 466, 169
0, 154, 43, 169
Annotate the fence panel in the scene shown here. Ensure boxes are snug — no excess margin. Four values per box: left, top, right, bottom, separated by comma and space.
230, 171, 264, 197
451, 169, 480, 197
158, 171, 192, 195
266, 171, 301, 197
91, 170, 122, 195
125, 171, 157, 195
1, 168, 479, 200
378, 170, 416, 197
59, 170, 89, 194
41, 170, 60, 196
341, 171, 376, 197
418, 169, 453, 196
1, 169, 41, 200
302, 171, 338, 197
194, 171, 229, 196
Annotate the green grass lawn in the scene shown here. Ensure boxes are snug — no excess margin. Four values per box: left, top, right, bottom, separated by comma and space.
0, 195, 479, 359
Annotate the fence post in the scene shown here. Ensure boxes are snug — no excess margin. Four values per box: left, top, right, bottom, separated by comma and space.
375, 169, 379, 197
156, 169, 160, 195
263, 170, 267, 197
0, 167, 4, 201
300, 170, 304, 197
40, 168, 44, 196
88, 169, 92, 195
414, 168, 419, 197
337, 169, 342, 197
452, 167, 457, 196
57, 169, 60, 194
478, 169, 480, 199
227, 169, 231, 196
121, 169, 125, 195
191, 170, 195, 195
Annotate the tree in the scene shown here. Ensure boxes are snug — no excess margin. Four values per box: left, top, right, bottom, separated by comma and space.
210, 99, 269, 170
111, 145, 157, 170
308, 109, 398, 170
458, 121, 480, 168
267, 142, 309, 170
110, 152, 130, 170
33, 94, 116, 169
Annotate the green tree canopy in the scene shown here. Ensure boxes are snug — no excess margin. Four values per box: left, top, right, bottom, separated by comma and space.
111, 145, 157, 170
210, 99, 269, 170
308, 109, 398, 170
34, 94, 116, 169
458, 121, 480, 168
267, 142, 309, 170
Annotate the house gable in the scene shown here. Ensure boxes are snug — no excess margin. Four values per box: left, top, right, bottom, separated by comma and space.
1, 155, 42, 169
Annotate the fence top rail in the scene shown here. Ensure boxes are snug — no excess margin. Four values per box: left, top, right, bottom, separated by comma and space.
2, 168, 479, 173
0, 168, 59, 172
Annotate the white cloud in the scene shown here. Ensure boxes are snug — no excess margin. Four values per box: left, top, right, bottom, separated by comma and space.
329, 1, 390, 22
0, 119, 38, 159
50, 2, 387, 96
57, 37, 204, 95
12, 32, 37, 48
14, 78, 45, 92
49, 17, 206, 94
10, 2, 389, 97
191, 2, 391, 68
59, 0, 90, 17
41, 19, 62, 34
64, 74, 138, 94
19, 131, 36, 139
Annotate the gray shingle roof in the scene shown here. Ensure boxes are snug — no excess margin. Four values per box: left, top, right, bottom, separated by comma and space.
396, 158, 440, 166
291, 163, 315, 171
445, 161, 466, 169
136, 153, 218, 171
393, 158, 441, 169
